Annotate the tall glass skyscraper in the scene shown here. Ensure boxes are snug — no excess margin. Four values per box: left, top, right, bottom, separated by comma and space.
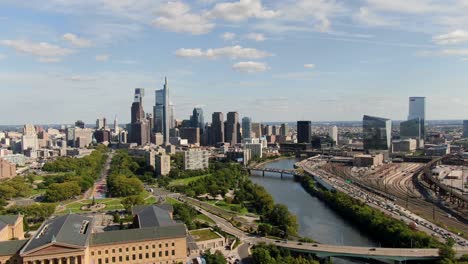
242, 117, 252, 139
191, 108, 205, 132
363, 115, 392, 150
408, 97, 425, 137
153, 78, 170, 144
297, 121, 311, 143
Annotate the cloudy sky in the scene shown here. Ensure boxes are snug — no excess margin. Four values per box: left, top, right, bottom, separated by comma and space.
1, 0, 468, 125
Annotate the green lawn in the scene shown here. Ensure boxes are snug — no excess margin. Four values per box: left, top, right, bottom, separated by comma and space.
168, 174, 211, 187
189, 229, 222, 241
166, 197, 182, 205
206, 200, 248, 214
196, 214, 215, 224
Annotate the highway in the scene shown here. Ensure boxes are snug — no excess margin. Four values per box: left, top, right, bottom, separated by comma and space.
164, 190, 468, 262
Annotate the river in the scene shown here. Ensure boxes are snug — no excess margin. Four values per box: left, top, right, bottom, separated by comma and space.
251, 158, 378, 264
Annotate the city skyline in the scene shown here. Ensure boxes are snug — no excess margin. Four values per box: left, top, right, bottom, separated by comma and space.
1, 1, 468, 124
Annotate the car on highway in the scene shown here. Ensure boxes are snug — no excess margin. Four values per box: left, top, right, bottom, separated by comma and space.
369, 248, 376, 251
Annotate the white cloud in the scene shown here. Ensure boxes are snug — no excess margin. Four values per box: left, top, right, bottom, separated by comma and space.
95, 54, 110, 61
354, 7, 396, 26
221, 32, 236, 41
232, 61, 268, 73
304, 64, 315, 69
37, 57, 61, 63
245, 33, 265, 42
441, 49, 468, 55
433, 30, 468, 45
153, 1, 214, 35
208, 0, 279, 22
365, 0, 438, 14
62, 33, 92, 47
175, 45, 273, 59
0, 39, 74, 58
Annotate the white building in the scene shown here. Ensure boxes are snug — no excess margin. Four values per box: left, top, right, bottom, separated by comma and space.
21, 135, 39, 151
183, 149, 210, 170
245, 143, 263, 159
328, 126, 338, 145
155, 154, 171, 176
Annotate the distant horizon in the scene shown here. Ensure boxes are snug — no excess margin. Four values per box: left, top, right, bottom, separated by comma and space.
2, 1, 468, 124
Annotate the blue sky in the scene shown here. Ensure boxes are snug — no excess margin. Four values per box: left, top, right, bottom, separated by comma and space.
1, 0, 467, 125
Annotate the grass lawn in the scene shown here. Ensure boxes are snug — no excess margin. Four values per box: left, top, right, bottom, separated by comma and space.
189, 229, 222, 242
166, 197, 182, 205
30, 188, 46, 196
206, 200, 248, 215
145, 196, 157, 205
168, 174, 211, 187
196, 214, 215, 224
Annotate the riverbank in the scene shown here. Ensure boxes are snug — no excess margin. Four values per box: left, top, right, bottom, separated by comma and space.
297, 173, 440, 249
250, 155, 296, 169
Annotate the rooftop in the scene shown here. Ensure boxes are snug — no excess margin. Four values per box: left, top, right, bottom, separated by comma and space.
0, 240, 28, 256
132, 204, 175, 228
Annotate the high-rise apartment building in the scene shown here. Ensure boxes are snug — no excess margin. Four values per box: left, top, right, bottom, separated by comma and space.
225, 112, 239, 145
329, 126, 338, 145
183, 149, 210, 170
129, 88, 150, 145
245, 143, 263, 159
408, 97, 426, 137
297, 121, 312, 143
154, 78, 170, 145
155, 154, 171, 176
212, 112, 224, 146
363, 115, 392, 150
242, 117, 252, 139
179, 127, 200, 145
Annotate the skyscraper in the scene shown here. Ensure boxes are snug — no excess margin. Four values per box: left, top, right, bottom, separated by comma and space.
329, 126, 338, 145
154, 77, 170, 145
129, 88, 150, 145
363, 115, 392, 150
280, 123, 288, 136
113, 116, 119, 133
242, 117, 252, 139
400, 118, 421, 139
297, 121, 311, 143
408, 97, 426, 137
191, 108, 205, 132
463, 120, 468, 138
212, 112, 224, 146
225, 112, 239, 145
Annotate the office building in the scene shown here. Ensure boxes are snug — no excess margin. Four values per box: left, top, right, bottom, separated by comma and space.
94, 130, 111, 143
113, 117, 119, 133
212, 112, 224, 146
130, 88, 150, 145
363, 115, 392, 151
297, 121, 312, 143
155, 154, 171, 176
245, 143, 263, 159
464, 120, 468, 138
180, 127, 200, 145
191, 108, 205, 132
2, 204, 187, 264
263, 125, 272, 136
251, 123, 262, 138
242, 117, 252, 139
400, 118, 422, 139
353, 153, 384, 167
96, 118, 106, 130
280, 123, 288, 137
226, 148, 251, 166
154, 78, 170, 145
0, 158, 16, 179
329, 126, 338, 146
225, 112, 239, 145
408, 97, 426, 137
392, 139, 417, 153
183, 149, 210, 170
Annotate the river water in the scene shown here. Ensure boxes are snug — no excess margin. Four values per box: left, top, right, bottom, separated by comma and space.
251, 158, 378, 264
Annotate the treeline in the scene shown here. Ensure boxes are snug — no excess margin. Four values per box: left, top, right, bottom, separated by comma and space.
107, 150, 144, 197
172, 203, 208, 230
299, 174, 440, 248
172, 161, 298, 238
4, 203, 56, 230
0, 177, 32, 206
252, 243, 319, 264
40, 145, 108, 202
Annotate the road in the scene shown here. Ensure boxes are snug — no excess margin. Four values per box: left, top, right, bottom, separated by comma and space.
87, 150, 113, 199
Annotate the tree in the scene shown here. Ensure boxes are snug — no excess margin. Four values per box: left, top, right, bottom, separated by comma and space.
202, 250, 227, 264
258, 223, 273, 236
121, 195, 145, 212
45, 182, 81, 202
